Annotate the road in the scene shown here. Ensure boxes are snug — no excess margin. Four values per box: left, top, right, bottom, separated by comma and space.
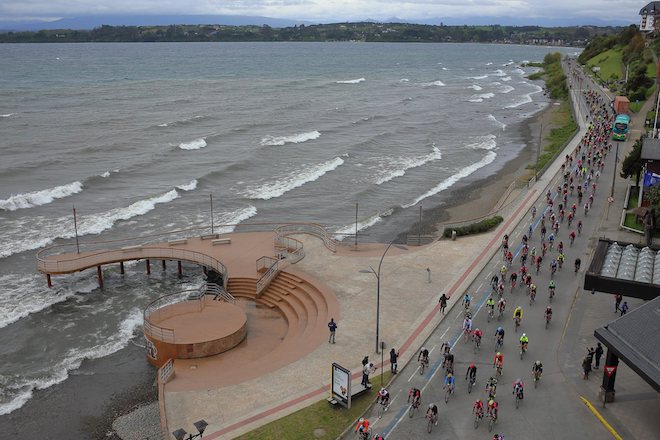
349, 61, 622, 440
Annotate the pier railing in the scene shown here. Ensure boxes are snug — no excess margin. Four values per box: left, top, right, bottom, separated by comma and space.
143, 290, 204, 343
274, 223, 337, 253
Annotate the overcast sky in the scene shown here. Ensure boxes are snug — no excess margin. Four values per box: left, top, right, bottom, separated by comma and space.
0, 0, 642, 23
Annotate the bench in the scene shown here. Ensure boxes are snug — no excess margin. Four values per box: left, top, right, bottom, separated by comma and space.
168, 238, 188, 246
200, 234, 220, 240
121, 245, 143, 252
212, 238, 231, 246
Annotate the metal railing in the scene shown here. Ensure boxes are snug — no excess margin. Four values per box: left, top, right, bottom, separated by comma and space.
143, 290, 204, 343
274, 223, 337, 253
204, 283, 235, 303
159, 358, 175, 384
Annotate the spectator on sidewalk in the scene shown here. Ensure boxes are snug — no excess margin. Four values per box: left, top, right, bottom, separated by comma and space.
620, 301, 629, 316
327, 318, 337, 344
587, 347, 595, 367
390, 348, 399, 374
362, 362, 375, 388
582, 356, 592, 379
614, 294, 622, 313
439, 294, 448, 314
595, 343, 604, 369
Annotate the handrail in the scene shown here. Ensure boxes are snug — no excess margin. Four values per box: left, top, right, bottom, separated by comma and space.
205, 283, 235, 303
143, 290, 204, 343
274, 223, 337, 253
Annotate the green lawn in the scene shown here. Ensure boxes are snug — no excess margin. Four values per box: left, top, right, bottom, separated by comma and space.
235, 372, 393, 440
587, 48, 624, 81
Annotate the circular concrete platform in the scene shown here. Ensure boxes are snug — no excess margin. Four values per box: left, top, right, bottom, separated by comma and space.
144, 297, 247, 366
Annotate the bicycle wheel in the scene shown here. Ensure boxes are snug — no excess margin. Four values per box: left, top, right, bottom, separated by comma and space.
427, 417, 433, 433
516, 395, 520, 409
488, 416, 494, 432
408, 404, 415, 418
474, 415, 479, 429
534, 377, 538, 389
420, 362, 425, 375
445, 389, 450, 403
468, 379, 473, 394
378, 404, 385, 419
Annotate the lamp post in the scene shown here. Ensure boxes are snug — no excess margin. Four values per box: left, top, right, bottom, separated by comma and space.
360, 240, 407, 354
172, 420, 208, 440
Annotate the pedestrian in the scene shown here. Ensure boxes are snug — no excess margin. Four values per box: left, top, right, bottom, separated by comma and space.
620, 301, 629, 316
390, 348, 399, 374
327, 318, 337, 344
439, 293, 448, 314
614, 294, 622, 313
595, 343, 604, 369
587, 347, 595, 367
582, 356, 592, 379
362, 362, 375, 388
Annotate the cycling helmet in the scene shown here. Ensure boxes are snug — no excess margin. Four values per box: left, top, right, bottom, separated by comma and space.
536, 360, 541, 365
497, 326, 503, 332
488, 399, 494, 405
421, 346, 426, 352
359, 417, 364, 423
380, 387, 386, 393
469, 362, 475, 368
447, 372, 453, 377
475, 328, 480, 333
496, 352, 501, 356
522, 333, 526, 337
428, 403, 434, 409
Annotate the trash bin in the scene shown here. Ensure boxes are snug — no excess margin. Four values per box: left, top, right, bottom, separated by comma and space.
451, 230, 457, 241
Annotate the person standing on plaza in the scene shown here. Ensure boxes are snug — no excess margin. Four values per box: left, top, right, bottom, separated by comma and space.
439, 293, 448, 314
582, 356, 592, 379
362, 362, 375, 388
595, 343, 604, 369
390, 348, 399, 374
620, 301, 629, 316
614, 294, 622, 313
328, 318, 337, 344
361, 356, 369, 387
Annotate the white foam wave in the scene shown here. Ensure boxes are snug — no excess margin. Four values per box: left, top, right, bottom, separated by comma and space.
178, 138, 207, 150
157, 123, 169, 127
501, 76, 512, 82
469, 84, 483, 91
373, 146, 442, 185
0, 308, 143, 415
215, 205, 258, 233
336, 78, 365, 84
469, 98, 484, 103
469, 75, 488, 80
467, 134, 497, 150
1, 113, 14, 118
242, 156, 345, 200
0, 181, 83, 211
403, 151, 497, 208
487, 114, 507, 130
422, 80, 445, 87
441, 67, 448, 71
100, 171, 111, 178
492, 69, 507, 77
505, 84, 543, 109
334, 208, 394, 240
0, 189, 180, 259
512, 68, 525, 75
500, 85, 515, 94
260, 130, 321, 146
469, 93, 495, 103
400, 78, 409, 82
176, 179, 198, 191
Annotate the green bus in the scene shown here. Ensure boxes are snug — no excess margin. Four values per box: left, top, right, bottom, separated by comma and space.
612, 114, 631, 141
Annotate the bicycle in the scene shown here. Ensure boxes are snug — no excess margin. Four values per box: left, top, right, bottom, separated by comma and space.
377, 400, 389, 419
549, 287, 555, 303
488, 410, 498, 432
467, 375, 476, 393
514, 316, 521, 332
419, 358, 429, 375
534, 370, 542, 388
529, 289, 536, 306
514, 387, 523, 409
356, 429, 371, 440
495, 363, 503, 378
463, 328, 471, 344
426, 412, 438, 433
473, 409, 484, 429
520, 343, 527, 360
473, 335, 481, 354
444, 385, 454, 403
487, 307, 494, 322
545, 313, 552, 329
408, 398, 420, 418
495, 335, 503, 351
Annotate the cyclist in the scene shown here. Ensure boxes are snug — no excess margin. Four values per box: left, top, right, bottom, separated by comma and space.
532, 360, 543, 380
550, 259, 558, 277
509, 272, 517, 291
473, 398, 485, 419
493, 352, 504, 370
500, 265, 507, 277
444, 351, 455, 373
463, 315, 473, 338
377, 387, 390, 407
486, 376, 498, 399
408, 387, 421, 407
548, 279, 556, 298
355, 417, 370, 438
531, 206, 537, 218
557, 241, 564, 254
575, 257, 581, 273
486, 296, 496, 313
569, 230, 576, 245
495, 326, 505, 343
535, 255, 543, 273
513, 378, 524, 399
473, 327, 483, 346
463, 293, 471, 309
519, 333, 529, 352
418, 346, 429, 368
513, 306, 523, 324
466, 362, 478, 383
545, 305, 553, 323
557, 252, 565, 269
577, 219, 583, 234
373, 435, 384, 440
529, 283, 537, 298
493, 435, 504, 440
498, 297, 506, 315
487, 399, 499, 419
444, 372, 456, 394
426, 403, 438, 426
491, 274, 500, 290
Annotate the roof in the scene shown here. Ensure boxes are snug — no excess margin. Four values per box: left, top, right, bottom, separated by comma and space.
640, 1, 660, 15
594, 295, 660, 392
641, 138, 660, 161
584, 239, 660, 300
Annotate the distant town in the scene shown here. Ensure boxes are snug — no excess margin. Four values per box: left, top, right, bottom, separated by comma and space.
0, 22, 623, 45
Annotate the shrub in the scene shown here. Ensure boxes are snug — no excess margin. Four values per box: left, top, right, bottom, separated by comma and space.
443, 216, 504, 238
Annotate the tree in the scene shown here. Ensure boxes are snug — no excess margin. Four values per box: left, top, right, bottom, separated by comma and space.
620, 137, 644, 186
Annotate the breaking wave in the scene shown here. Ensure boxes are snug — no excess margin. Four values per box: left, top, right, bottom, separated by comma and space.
260, 130, 321, 146
0, 181, 83, 211
178, 138, 207, 150
336, 78, 365, 84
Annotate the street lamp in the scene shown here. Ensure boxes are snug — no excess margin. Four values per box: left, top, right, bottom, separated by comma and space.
172, 420, 208, 440
359, 240, 407, 354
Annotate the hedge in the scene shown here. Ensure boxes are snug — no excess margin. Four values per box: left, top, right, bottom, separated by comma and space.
443, 215, 504, 238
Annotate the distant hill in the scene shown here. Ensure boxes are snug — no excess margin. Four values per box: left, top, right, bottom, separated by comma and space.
0, 14, 634, 32
0, 14, 311, 31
